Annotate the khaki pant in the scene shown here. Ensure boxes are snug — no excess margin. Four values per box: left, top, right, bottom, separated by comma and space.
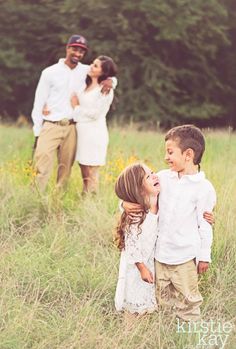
34, 121, 77, 191
79, 164, 100, 193
155, 259, 203, 321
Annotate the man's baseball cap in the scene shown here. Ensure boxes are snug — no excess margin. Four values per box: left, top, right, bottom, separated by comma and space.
67, 35, 88, 51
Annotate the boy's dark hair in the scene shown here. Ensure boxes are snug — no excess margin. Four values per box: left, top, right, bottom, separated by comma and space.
165, 124, 205, 165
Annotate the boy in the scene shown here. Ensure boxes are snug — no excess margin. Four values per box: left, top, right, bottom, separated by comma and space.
124, 125, 216, 321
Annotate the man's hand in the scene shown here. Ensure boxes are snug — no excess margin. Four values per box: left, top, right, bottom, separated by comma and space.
100, 79, 113, 95
31, 136, 38, 160
198, 261, 209, 274
203, 211, 214, 225
33, 137, 38, 151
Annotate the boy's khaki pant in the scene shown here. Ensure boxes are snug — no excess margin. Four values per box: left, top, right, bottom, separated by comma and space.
155, 259, 203, 321
34, 121, 77, 191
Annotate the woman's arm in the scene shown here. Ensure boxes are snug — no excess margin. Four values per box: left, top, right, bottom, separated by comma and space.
71, 90, 114, 122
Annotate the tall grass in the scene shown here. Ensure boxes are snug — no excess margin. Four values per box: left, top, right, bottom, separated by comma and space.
0, 124, 235, 349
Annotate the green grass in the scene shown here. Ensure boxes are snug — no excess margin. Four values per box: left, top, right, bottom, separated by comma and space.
0, 124, 235, 349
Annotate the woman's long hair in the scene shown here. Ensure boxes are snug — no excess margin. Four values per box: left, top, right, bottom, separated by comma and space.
114, 163, 149, 251
86, 55, 117, 87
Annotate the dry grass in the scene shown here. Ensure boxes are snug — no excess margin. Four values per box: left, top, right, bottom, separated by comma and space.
0, 124, 235, 349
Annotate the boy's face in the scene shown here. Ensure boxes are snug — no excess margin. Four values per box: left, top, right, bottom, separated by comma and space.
165, 139, 188, 172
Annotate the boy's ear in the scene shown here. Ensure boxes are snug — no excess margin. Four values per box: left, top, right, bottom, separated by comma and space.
185, 148, 194, 160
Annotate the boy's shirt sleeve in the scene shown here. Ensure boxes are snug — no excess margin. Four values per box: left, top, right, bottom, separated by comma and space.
196, 182, 217, 262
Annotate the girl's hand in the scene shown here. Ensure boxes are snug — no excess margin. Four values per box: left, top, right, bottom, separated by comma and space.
140, 267, 154, 283
203, 211, 214, 225
136, 263, 154, 283
71, 94, 79, 109
42, 104, 50, 116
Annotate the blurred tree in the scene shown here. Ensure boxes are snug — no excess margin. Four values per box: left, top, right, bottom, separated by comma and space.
0, 0, 235, 128
0, 0, 64, 118
62, 0, 230, 127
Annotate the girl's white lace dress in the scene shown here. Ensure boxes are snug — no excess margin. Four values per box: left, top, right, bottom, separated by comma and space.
115, 212, 158, 314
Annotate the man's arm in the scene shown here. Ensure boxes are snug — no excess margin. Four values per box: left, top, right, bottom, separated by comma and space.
31, 70, 51, 137
100, 77, 117, 94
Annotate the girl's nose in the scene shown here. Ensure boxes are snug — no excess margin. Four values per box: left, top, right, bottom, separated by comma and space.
152, 173, 157, 180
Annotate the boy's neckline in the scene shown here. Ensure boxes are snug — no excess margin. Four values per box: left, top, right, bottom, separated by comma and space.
169, 170, 205, 182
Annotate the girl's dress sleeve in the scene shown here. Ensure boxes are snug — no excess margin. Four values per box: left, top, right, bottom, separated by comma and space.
125, 225, 144, 265
125, 212, 159, 265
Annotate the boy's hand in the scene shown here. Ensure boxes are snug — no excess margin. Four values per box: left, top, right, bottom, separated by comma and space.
123, 201, 143, 223
203, 211, 214, 225
198, 261, 209, 274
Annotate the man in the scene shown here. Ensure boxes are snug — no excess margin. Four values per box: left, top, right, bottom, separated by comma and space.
31, 34, 113, 191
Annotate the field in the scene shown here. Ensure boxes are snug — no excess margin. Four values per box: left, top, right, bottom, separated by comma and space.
0, 124, 235, 349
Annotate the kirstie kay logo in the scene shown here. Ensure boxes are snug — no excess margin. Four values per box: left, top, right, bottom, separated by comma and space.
176, 319, 234, 349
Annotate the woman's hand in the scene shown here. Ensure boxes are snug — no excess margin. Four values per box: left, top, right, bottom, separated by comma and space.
71, 94, 79, 109
42, 104, 50, 116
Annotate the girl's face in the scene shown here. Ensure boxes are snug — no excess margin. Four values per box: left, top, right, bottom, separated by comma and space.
88, 59, 102, 78
142, 165, 160, 197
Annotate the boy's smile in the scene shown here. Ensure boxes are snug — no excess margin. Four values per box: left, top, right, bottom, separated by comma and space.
165, 139, 188, 174
165, 139, 199, 176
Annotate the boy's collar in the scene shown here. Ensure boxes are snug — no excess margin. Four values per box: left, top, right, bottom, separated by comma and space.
168, 170, 205, 182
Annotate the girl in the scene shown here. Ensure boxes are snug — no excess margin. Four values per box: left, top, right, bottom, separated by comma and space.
114, 163, 160, 314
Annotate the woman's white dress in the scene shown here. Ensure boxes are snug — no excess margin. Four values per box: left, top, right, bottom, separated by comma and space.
115, 212, 159, 314
72, 85, 114, 166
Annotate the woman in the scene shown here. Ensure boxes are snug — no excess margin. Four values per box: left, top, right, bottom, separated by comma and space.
70, 55, 117, 193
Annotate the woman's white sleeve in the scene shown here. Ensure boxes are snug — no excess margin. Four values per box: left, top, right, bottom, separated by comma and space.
71, 91, 114, 122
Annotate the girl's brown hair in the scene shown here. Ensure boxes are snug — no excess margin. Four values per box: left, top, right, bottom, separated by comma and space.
114, 163, 149, 251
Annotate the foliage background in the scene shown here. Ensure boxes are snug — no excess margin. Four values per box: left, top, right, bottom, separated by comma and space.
0, 0, 236, 128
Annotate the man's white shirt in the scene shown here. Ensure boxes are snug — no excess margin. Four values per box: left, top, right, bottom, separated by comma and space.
155, 169, 216, 265
31, 59, 89, 136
